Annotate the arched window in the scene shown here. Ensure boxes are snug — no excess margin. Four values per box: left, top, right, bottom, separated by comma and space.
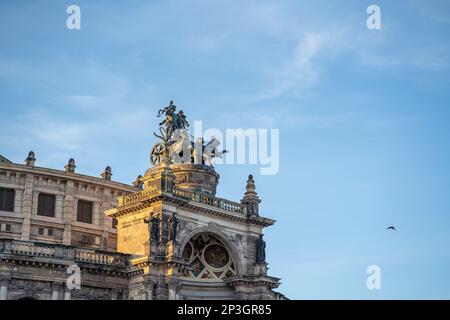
182, 233, 236, 280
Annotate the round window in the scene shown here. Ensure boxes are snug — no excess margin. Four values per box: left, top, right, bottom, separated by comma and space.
203, 244, 229, 269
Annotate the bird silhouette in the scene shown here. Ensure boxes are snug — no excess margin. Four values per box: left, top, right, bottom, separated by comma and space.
387, 226, 397, 231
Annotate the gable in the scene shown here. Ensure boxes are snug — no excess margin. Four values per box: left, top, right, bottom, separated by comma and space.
0, 155, 12, 164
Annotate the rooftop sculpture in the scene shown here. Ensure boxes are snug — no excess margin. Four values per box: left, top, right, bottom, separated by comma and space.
150, 100, 227, 166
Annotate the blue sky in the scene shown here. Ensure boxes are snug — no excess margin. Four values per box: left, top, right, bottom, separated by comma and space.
1, 0, 450, 299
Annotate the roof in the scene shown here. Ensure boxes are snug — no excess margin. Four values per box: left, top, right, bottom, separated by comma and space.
0, 155, 12, 164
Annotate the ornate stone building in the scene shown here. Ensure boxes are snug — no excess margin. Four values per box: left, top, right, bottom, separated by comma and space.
0, 102, 285, 300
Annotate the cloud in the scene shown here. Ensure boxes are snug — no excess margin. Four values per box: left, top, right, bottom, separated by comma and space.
254, 33, 325, 100
33, 120, 87, 151
254, 29, 355, 101
0, 53, 157, 178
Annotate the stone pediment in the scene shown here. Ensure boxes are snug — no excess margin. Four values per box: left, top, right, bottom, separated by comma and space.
0, 155, 12, 164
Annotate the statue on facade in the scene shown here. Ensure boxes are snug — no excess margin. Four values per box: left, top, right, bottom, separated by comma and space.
149, 216, 160, 243
169, 213, 179, 242
65, 158, 76, 173
25, 151, 36, 166
255, 234, 266, 263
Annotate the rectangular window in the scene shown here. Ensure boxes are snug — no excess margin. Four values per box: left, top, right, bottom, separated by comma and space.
1, 224, 12, 232
37, 193, 56, 217
38, 227, 45, 236
47, 228, 53, 237
0, 187, 15, 212
77, 200, 93, 224
81, 234, 94, 244
112, 218, 117, 229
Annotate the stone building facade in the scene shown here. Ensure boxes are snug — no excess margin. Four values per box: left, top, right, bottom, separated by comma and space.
0, 105, 285, 300
0, 153, 136, 300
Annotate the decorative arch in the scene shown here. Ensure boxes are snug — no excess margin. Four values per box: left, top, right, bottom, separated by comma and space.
178, 225, 243, 278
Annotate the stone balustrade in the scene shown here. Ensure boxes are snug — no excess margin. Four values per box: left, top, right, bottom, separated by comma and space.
0, 239, 127, 267
173, 187, 197, 201
122, 186, 159, 205
116, 184, 245, 215
75, 248, 124, 265
174, 187, 245, 214
10, 241, 56, 257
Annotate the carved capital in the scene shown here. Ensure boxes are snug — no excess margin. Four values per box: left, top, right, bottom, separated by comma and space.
143, 277, 157, 289
0, 277, 11, 287
166, 277, 181, 289
51, 282, 64, 291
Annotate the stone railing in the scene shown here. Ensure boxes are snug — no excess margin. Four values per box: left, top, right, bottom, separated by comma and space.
174, 187, 245, 214
121, 186, 159, 206
9, 241, 56, 257
0, 239, 127, 267
173, 187, 197, 201
116, 184, 245, 215
74, 249, 125, 266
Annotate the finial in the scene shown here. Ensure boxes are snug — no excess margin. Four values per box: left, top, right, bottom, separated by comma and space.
241, 174, 261, 216
245, 174, 257, 196
25, 151, 36, 166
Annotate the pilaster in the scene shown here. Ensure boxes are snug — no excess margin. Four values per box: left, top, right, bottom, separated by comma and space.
62, 180, 74, 245
20, 174, 34, 240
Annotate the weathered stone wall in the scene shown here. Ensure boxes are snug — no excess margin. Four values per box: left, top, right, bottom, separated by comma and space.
0, 159, 284, 300
116, 207, 153, 255
0, 239, 130, 300
0, 162, 137, 251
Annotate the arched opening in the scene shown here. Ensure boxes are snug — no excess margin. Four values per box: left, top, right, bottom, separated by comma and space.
181, 233, 237, 280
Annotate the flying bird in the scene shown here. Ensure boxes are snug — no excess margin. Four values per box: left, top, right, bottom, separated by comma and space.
387, 226, 397, 231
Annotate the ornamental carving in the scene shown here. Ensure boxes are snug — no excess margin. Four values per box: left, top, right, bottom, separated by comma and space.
182, 233, 236, 280
73, 286, 112, 300
9, 279, 51, 294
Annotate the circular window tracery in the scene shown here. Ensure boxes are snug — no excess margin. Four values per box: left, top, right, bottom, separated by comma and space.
203, 243, 229, 269
181, 233, 236, 280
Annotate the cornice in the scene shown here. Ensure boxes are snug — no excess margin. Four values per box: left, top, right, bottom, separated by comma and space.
0, 162, 137, 193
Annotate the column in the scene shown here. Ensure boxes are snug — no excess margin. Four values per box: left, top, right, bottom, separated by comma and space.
111, 289, 123, 300
0, 277, 10, 300
144, 279, 156, 300
64, 289, 71, 300
167, 278, 180, 300
154, 280, 169, 300
51, 282, 63, 300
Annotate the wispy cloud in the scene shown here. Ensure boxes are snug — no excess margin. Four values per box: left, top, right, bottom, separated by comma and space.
256, 32, 329, 100
0, 54, 156, 177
